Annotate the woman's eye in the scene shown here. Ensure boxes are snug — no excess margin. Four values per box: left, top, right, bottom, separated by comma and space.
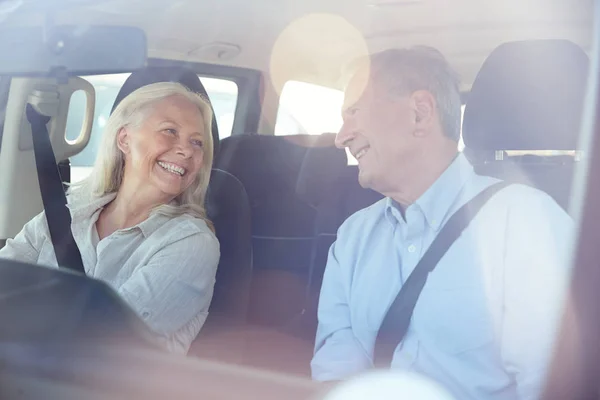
164, 128, 177, 135
191, 139, 204, 148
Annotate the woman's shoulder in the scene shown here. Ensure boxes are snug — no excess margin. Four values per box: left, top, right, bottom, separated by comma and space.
147, 215, 220, 267
152, 213, 218, 248
168, 213, 215, 235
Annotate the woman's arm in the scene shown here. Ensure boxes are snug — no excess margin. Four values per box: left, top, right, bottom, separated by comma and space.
117, 230, 220, 353
0, 211, 48, 264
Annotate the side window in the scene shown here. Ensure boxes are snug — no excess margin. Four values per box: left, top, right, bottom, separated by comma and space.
199, 77, 238, 138
274, 80, 356, 162
274, 80, 344, 135
65, 74, 238, 183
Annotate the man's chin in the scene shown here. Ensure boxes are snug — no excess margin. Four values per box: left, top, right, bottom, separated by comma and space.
357, 170, 373, 190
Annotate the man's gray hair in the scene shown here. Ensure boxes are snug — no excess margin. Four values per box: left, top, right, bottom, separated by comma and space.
368, 46, 462, 142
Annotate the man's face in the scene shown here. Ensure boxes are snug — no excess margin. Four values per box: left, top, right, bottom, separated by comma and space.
335, 66, 421, 193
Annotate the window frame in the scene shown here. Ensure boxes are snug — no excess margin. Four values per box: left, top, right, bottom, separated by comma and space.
148, 58, 262, 135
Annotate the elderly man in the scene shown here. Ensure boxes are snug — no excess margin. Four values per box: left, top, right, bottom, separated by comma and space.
311, 47, 573, 400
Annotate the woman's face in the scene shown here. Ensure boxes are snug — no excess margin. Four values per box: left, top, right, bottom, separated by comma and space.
117, 95, 206, 203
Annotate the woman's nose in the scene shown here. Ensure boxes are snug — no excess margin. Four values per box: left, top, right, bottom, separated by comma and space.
175, 141, 193, 158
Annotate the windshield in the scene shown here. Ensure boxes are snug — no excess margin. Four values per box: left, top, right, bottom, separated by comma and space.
0, 1, 596, 399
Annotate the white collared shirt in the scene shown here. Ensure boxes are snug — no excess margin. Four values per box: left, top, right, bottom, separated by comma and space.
0, 193, 220, 354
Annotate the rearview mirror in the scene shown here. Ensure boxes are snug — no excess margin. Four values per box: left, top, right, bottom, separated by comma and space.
0, 25, 147, 76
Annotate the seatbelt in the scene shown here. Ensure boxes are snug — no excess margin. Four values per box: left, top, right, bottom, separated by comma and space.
372, 181, 510, 367
25, 104, 85, 274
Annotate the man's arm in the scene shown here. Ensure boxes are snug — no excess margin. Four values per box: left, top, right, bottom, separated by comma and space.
117, 230, 220, 354
500, 188, 574, 399
311, 239, 371, 381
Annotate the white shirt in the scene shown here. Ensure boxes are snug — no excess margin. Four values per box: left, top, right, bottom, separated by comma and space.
312, 153, 573, 400
0, 193, 220, 354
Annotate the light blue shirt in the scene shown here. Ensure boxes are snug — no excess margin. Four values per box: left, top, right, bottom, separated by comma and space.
311, 153, 573, 400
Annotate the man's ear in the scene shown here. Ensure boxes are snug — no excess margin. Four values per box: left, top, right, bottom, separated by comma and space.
410, 90, 436, 137
116, 127, 130, 154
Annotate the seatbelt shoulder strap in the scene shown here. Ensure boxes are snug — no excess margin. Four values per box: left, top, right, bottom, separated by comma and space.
26, 103, 85, 274
373, 181, 511, 367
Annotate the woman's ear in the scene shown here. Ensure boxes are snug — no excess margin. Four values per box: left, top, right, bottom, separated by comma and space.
116, 127, 130, 154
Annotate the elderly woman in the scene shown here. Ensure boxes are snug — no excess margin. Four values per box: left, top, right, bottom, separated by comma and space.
0, 82, 220, 354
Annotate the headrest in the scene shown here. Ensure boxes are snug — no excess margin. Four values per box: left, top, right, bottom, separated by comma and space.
215, 134, 307, 201
110, 66, 220, 157
215, 134, 347, 205
463, 40, 589, 151
296, 143, 347, 206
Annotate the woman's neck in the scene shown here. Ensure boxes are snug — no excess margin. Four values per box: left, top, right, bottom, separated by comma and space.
96, 179, 171, 238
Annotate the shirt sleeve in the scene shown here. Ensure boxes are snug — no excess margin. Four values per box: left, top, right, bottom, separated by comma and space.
500, 189, 574, 400
0, 211, 47, 264
311, 237, 372, 381
117, 230, 220, 354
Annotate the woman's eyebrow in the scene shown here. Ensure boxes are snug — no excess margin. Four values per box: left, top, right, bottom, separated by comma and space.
158, 118, 204, 136
158, 119, 181, 127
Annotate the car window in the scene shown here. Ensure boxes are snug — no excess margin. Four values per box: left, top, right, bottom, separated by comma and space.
66, 74, 238, 182
275, 80, 357, 163
274, 80, 344, 135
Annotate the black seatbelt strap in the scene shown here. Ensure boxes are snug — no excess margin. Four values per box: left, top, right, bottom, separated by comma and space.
26, 104, 85, 274
372, 181, 511, 367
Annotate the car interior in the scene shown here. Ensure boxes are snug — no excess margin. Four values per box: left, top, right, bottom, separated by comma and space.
0, 0, 597, 398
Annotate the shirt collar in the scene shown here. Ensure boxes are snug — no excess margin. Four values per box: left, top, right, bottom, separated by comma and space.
68, 192, 116, 222
68, 192, 170, 238
385, 152, 475, 231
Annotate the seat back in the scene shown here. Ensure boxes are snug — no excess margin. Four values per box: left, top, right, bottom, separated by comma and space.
462, 39, 589, 211
289, 142, 348, 338
187, 168, 254, 362
205, 168, 253, 321
215, 134, 347, 328
298, 162, 383, 330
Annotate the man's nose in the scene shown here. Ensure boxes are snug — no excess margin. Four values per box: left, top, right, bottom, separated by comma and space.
335, 122, 355, 149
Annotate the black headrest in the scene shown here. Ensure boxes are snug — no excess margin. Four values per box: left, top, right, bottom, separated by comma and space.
216, 134, 347, 205
463, 40, 589, 151
111, 66, 220, 157
296, 143, 347, 206
215, 134, 304, 202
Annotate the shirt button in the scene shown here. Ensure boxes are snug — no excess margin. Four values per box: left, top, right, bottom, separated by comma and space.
408, 245, 416, 253
142, 311, 151, 318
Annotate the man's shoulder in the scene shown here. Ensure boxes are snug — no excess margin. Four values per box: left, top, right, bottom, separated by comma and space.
470, 179, 571, 239
337, 197, 389, 237
491, 181, 567, 214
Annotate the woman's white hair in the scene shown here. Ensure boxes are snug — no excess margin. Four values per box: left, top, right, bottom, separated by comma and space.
70, 81, 214, 225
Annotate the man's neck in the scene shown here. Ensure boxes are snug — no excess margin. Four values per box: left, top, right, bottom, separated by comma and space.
385, 145, 459, 209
